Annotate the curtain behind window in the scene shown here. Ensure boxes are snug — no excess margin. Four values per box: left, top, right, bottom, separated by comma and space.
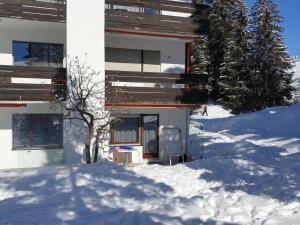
113, 117, 139, 143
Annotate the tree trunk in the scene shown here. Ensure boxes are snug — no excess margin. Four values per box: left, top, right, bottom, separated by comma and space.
85, 126, 94, 164
93, 128, 101, 163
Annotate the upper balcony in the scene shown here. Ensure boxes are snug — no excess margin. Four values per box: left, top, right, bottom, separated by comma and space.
104, 40, 209, 107
105, 70, 208, 107
105, 0, 209, 38
0, 41, 66, 102
0, 0, 66, 23
0, 0, 209, 37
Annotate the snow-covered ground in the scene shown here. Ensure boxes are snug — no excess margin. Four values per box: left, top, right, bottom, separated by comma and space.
0, 104, 300, 225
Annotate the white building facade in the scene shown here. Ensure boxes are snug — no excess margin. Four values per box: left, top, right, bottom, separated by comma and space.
0, 0, 209, 169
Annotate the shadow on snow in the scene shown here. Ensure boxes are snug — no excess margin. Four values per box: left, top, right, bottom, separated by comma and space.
188, 104, 300, 203
0, 161, 237, 225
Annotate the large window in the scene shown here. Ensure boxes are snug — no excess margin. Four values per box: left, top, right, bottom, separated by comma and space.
13, 41, 64, 67
111, 117, 140, 144
105, 48, 161, 72
13, 114, 63, 149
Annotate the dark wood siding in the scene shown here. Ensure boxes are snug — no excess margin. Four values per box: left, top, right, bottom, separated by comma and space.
105, 70, 208, 105
0, 0, 210, 36
0, 65, 66, 101
0, 0, 66, 23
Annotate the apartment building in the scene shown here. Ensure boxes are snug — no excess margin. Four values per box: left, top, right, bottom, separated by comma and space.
0, 0, 209, 169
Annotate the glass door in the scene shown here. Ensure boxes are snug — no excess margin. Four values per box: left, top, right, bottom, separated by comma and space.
142, 115, 159, 158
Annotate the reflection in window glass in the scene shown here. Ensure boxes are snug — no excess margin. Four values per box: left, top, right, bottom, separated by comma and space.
31, 43, 49, 67
108, 4, 160, 14
144, 8, 160, 15
49, 45, 64, 67
13, 42, 30, 66
13, 114, 63, 149
13, 41, 64, 68
112, 5, 140, 13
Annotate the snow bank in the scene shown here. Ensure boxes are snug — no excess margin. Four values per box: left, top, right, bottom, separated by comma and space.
190, 104, 300, 158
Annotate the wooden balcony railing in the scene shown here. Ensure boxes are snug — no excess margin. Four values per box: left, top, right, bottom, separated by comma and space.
0, 0, 66, 23
105, 70, 208, 106
0, 0, 209, 35
105, 0, 209, 36
0, 65, 66, 101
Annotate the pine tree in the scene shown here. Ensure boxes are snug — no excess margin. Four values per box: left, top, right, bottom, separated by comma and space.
191, 36, 209, 75
206, 0, 229, 100
218, 0, 252, 113
203, 0, 251, 113
249, 0, 294, 109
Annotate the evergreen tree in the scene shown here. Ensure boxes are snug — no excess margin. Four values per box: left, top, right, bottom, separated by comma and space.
218, 0, 252, 113
204, 0, 251, 113
249, 0, 294, 109
206, 0, 228, 99
191, 36, 209, 75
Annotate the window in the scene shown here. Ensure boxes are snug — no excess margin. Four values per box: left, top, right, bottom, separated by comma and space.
105, 48, 160, 72
13, 41, 64, 67
142, 50, 161, 72
106, 4, 159, 14
13, 114, 63, 149
142, 115, 159, 158
144, 8, 160, 15
106, 48, 142, 72
112, 5, 140, 13
111, 117, 140, 144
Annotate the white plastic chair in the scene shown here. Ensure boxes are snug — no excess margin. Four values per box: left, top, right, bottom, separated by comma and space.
166, 130, 184, 166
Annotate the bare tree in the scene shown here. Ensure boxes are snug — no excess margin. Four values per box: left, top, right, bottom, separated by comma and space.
53, 57, 119, 164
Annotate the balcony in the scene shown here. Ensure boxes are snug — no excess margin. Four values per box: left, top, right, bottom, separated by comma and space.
105, 0, 209, 37
0, 0, 66, 23
105, 70, 208, 107
0, 0, 209, 36
0, 65, 66, 101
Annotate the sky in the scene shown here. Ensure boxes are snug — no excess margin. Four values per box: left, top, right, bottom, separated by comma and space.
245, 0, 300, 57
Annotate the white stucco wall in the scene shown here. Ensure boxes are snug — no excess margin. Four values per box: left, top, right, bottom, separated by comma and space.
106, 34, 187, 73
0, 2, 190, 167
0, 103, 64, 169
0, 17, 66, 65
65, 0, 105, 164
0, 18, 66, 169
111, 108, 190, 162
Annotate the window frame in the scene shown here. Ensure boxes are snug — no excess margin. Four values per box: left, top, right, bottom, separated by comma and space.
110, 116, 141, 145
141, 114, 159, 159
12, 40, 64, 68
105, 47, 161, 73
12, 114, 64, 150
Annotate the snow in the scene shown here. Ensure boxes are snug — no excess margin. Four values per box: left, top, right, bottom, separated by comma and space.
292, 56, 300, 80
0, 104, 300, 225
292, 57, 300, 101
